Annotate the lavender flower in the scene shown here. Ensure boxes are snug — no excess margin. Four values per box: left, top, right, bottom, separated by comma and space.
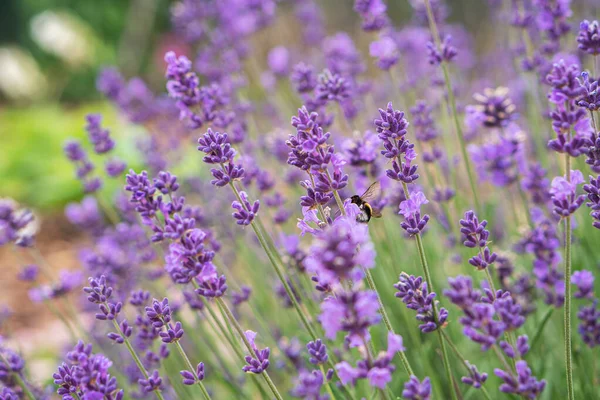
461, 362, 488, 389
231, 191, 259, 226
354, 0, 389, 31
306, 339, 329, 365
571, 270, 594, 299
181, 362, 205, 385
304, 215, 375, 285
319, 289, 381, 347
53, 341, 124, 400
369, 36, 399, 70
494, 360, 546, 398
398, 192, 430, 235
139, 370, 163, 393
291, 369, 327, 400
394, 273, 448, 332
470, 87, 517, 129
402, 376, 431, 400
577, 20, 600, 55
583, 175, 600, 229
578, 300, 600, 347
85, 114, 115, 154
427, 35, 457, 65
242, 331, 270, 374
459, 210, 498, 269
577, 71, 600, 111
549, 170, 585, 217
291, 63, 317, 94
315, 69, 351, 104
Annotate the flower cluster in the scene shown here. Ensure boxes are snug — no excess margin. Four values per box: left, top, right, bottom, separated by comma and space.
459, 210, 498, 270
444, 276, 525, 351
395, 273, 448, 333
549, 170, 586, 217
336, 332, 405, 389
242, 331, 270, 374
354, 0, 389, 31
53, 341, 124, 400
304, 215, 375, 286
0, 200, 34, 247
583, 174, 600, 229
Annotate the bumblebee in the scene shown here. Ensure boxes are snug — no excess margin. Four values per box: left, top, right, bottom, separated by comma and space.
350, 181, 382, 223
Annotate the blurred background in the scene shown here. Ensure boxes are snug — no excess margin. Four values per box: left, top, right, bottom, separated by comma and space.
0, 0, 488, 210
0, 0, 494, 382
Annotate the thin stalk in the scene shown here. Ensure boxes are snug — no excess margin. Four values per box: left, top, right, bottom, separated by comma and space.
215, 298, 284, 400
401, 181, 458, 400
326, 170, 346, 214
363, 268, 414, 376
564, 153, 575, 400
320, 364, 337, 400
227, 180, 319, 340
440, 330, 493, 400
516, 179, 534, 228
45, 299, 79, 341
109, 318, 165, 400
0, 353, 35, 400
423, 0, 481, 212
172, 340, 212, 400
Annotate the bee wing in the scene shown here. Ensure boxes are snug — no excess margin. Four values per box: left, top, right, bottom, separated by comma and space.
370, 209, 383, 218
360, 181, 381, 203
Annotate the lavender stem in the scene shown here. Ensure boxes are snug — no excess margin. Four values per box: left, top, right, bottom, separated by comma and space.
401, 181, 459, 400
215, 298, 284, 400
564, 153, 575, 400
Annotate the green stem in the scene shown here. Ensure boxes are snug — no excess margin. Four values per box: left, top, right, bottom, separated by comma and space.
363, 268, 414, 376
172, 340, 211, 400
440, 330, 493, 400
564, 154, 575, 400
320, 365, 337, 400
423, 0, 480, 212
228, 181, 319, 340
216, 298, 284, 400
110, 318, 165, 400
401, 181, 459, 400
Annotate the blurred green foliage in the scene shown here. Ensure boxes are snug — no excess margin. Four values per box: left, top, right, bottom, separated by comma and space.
0, 103, 137, 210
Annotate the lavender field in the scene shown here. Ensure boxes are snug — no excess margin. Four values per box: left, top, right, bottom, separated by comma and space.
1, 0, 600, 399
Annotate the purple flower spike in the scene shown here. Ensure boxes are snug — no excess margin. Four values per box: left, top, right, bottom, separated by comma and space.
181, 362, 205, 385
159, 321, 185, 343
231, 191, 259, 226
319, 289, 380, 347
369, 36, 399, 70
398, 192, 429, 235
402, 376, 431, 400
291, 369, 327, 399
197, 129, 236, 164
291, 62, 317, 94
470, 87, 517, 128
571, 270, 594, 299
427, 35, 457, 66
494, 360, 546, 398
459, 210, 497, 270
394, 273, 447, 333
461, 362, 488, 389
145, 298, 172, 328
242, 331, 270, 374
577, 20, 600, 55
307, 339, 329, 365
550, 170, 586, 217
577, 72, 600, 111
139, 370, 163, 393
85, 114, 114, 154
315, 69, 351, 104
577, 300, 600, 347
195, 274, 227, 298
583, 175, 600, 229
